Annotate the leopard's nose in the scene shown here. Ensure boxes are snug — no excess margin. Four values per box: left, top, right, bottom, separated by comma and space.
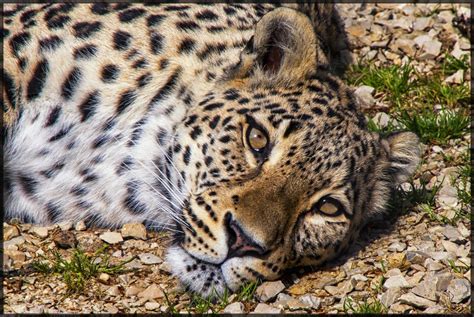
224, 213, 266, 259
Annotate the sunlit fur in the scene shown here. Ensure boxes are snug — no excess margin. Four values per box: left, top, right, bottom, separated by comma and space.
3, 4, 420, 296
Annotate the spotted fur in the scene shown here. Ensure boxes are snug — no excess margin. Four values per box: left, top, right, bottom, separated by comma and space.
2, 3, 420, 296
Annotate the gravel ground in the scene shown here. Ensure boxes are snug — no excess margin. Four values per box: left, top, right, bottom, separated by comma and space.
2, 3, 471, 314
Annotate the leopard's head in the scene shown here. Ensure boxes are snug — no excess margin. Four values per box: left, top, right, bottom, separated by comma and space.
168, 8, 420, 296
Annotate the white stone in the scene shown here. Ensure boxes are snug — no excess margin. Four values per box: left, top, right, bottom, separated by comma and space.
451, 43, 468, 59
392, 18, 412, 31
30, 226, 49, 238
106, 285, 121, 296
354, 85, 376, 107
456, 6, 471, 19
384, 275, 410, 289
276, 293, 293, 302
372, 112, 392, 128
351, 274, 368, 282
75, 220, 87, 231
380, 287, 401, 307
407, 272, 425, 286
423, 305, 445, 314
285, 298, 310, 310
444, 70, 464, 84
388, 241, 406, 252
424, 258, 444, 271
437, 182, 459, 209
112, 250, 123, 258
121, 223, 147, 240
125, 285, 144, 297
447, 278, 470, 303
438, 10, 454, 23
137, 284, 164, 300
411, 279, 437, 301
223, 302, 244, 314
458, 38, 470, 50
11, 304, 27, 313
138, 253, 162, 265
457, 223, 470, 238
4, 236, 26, 249
429, 251, 454, 261
420, 39, 442, 59
298, 294, 321, 309
58, 222, 73, 231
442, 225, 463, 242
99, 273, 110, 283
252, 303, 282, 314
4, 224, 20, 240
464, 270, 470, 282
413, 17, 432, 31
145, 302, 160, 311
99, 231, 123, 244
414, 35, 432, 47
384, 268, 402, 278
399, 293, 436, 308
124, 259, 144, 269
255, 280, 285, 302
394, 38, 416, 56
434, 272, 455, 291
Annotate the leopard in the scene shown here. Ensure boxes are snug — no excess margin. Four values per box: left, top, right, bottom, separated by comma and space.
2, 3, 420, 297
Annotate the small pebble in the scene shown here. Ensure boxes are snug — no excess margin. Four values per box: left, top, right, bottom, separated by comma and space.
137, 284, 164, 300
298, 294, 321, 309
138, 253, 162, 265
384, 275, 410, 289
121, 223, 147, 240
75, 220, 87, 231
446, 278, 470, 303
144, 302, 160, 311
255, 280, 285, 302
58, 222, 73, 231
4, 224, 20, 240
399, 293, 436, 308
99, 231, 123, 244
30, 226, 49, 239
99, 273, 110, 283
223, 302, 244, 314
252, 303, 282, 314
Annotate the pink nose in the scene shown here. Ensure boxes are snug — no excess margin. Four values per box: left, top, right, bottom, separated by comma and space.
225, 214, 266, 259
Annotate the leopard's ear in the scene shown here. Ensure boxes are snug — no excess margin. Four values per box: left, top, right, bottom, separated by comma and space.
226, 8, 319, 87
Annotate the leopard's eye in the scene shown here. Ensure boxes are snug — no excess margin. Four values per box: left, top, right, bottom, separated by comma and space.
312, 196, 343, 217
248, 127, 268, 152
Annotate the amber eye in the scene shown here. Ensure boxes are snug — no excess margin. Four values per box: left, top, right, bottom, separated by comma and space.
312, 196, 344, 217
248, 127, 268, 152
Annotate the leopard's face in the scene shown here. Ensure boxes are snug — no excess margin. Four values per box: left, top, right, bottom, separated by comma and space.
164, 8, 420, 296
168, 83, 419, 295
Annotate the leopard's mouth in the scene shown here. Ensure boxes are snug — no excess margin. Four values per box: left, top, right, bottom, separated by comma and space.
181, 243, 226, 266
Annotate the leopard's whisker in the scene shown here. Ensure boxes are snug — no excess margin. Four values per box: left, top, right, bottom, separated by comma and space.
111, 134, 186, 208
110, 139, 191, 230
165, 133, 191, 193
122, 162, 191, 230
120, 134, 188, 208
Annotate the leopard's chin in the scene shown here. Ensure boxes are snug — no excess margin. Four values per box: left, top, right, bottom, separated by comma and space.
167, 245, 282, 297
166, 246, 228, 297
